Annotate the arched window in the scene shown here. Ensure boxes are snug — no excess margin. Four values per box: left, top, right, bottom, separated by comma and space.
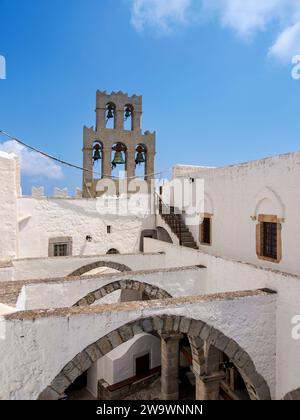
106, 102, 116, 129
135, 143, 147, 179
124, 104, 134, 131
111, 142, 127, 179
106, 248, 120, 255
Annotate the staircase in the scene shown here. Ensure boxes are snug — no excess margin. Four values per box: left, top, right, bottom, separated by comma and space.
158, 198, 198, 250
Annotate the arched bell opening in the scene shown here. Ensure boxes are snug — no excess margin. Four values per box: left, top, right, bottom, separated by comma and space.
105, 102, 116, 129
124, 104, 134, 131
111, 142, 127, 179
135, 143, 147, 179
92, 141, 103, 179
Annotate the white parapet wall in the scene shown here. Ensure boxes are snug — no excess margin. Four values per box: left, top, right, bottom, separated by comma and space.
8, 266, 205, 310
0, 252, 167, 282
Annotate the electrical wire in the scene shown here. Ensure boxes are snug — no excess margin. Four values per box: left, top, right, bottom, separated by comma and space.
0, 129, 172, 180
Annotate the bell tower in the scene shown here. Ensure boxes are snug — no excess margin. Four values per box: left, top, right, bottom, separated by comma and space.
82, 91, 156, 198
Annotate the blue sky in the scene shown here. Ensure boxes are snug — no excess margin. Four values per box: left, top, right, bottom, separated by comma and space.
0, 0, 300, 195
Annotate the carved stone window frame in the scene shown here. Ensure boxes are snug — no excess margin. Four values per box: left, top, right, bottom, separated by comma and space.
48, 237, 73, 257
256, 215, 282, 264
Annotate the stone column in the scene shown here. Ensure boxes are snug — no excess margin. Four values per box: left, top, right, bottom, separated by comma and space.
194, 371, 225, 400
115, 109, 124, 130
102, 146, 112, 179
160, 333, 183, 400
126, 145, 136, 180
133, 111, 141, 132
145, 148, 154, 192
96, 107, 106, 130
82, 147, 93, 198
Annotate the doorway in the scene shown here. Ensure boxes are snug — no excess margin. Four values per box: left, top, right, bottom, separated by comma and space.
136, 353, 150, 376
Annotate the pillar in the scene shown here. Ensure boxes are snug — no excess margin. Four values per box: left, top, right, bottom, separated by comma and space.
126, 145, 136, 180
102, 146, 112, 179
160, 333, 183, 400
115, 109, 124, 130
82, 147, 93, 198
96, 107, 106, 131
194, 371, 225, 400
133, 111, 141, 132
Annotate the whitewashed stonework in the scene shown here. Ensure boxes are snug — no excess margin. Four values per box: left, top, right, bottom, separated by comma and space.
0, 144, 300, 401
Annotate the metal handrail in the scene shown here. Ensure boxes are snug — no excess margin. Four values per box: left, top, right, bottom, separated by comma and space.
155, 192, 182, 246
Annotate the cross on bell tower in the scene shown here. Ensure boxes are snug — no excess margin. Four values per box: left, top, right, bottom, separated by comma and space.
82, 91, 156, 198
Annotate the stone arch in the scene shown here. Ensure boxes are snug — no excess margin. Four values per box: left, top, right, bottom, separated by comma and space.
156, 227, 173, 244
73, 280, 172, 307
283, 388, 300, 400
253, 186, 285, 220
38, 315, 271, 401
106, 248, 120, 255
68, 261, 132, 277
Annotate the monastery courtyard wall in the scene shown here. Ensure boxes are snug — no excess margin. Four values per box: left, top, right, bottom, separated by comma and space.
0, 290, 276, 401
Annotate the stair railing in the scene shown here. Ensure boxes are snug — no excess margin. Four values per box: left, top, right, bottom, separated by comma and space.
155, 192, 182, 246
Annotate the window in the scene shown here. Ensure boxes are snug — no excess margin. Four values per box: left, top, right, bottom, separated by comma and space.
200, 214, 212, 246
256, 215, 282, 263
54, 243, 68, 257
49, 237, 72, 257
107, 226, 111, 234
261, 222, 277, 259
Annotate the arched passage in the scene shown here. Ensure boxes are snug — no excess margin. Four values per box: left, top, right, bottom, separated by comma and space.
38, 315, 271, 401
68, 261, 132, 277
73, 280, 172, 307
283, 388, 300, 400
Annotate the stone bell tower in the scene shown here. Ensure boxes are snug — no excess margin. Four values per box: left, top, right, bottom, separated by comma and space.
82, 91, 156, 198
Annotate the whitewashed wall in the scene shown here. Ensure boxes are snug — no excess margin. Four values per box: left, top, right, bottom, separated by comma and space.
16, 266, 205, 310
2, 252, 166, 282
0, 292, 276, 400
144, 238, 300, 399
0, 153, 19, 260
87, 333, 161, 396
17, 197, 155, 259
172, 152, 300, 276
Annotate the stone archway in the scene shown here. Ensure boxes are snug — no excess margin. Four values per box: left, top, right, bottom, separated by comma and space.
73, 280, 172, 307
68, 261, 132, 277
283, 388, 300, 400
38, 315, 271, 401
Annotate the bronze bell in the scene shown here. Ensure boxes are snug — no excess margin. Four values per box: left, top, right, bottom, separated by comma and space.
112, 151, 125, 168
93, 144, 102, 163
125, 106, 132, 119
107, 106, 114, 119
135, 152, 145, 165
135, 145, 146, 165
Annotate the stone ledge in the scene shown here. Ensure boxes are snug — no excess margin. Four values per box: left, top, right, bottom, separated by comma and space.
3, 288, 276, 321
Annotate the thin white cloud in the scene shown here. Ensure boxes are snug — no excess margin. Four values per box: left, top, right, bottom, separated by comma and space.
0, 140, 64, 180
269, 21, 300, 62
130, 0, 300, 62
131, 0, 193, 34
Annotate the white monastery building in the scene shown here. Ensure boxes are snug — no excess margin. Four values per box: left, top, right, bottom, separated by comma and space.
0, 91, 299, 401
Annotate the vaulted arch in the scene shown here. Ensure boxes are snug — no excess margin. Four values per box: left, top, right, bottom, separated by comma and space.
68, 261, 132, 277
38, 315, 271, 401
73, 280, 172, 307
